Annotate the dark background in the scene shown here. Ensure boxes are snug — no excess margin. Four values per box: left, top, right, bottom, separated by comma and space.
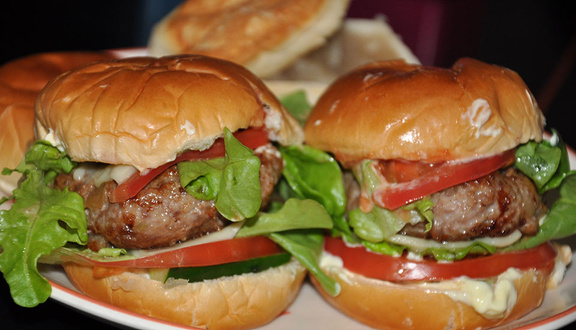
1, 0, 575, 329
1, 0, 574, 145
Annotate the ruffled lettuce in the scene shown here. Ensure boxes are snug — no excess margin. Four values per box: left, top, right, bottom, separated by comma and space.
0, 141, 87, 307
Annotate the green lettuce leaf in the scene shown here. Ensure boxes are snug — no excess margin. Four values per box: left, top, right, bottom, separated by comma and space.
505, 174, 576, 251
279, 90, 312, 126
236, 198, 333, 237
178, 158, 226, 200
274, 144, 347, 295
515, 140, 560, 190
179, 127, 262, 221
362, 240, 405, 257
235, 196, 338, 295
331, 214, 359, 243
515, 130, 576, 193
0, 141, 86, 307
349, 197, 435, 244
269, 230, 340, 297
402, 198, 434, 232
348, 206, 406, 243
2, 140, 76, 183
39, 244, 130, 266
504, 130, 576, 250
279, 145, 346, 217
178, 128, 342, 296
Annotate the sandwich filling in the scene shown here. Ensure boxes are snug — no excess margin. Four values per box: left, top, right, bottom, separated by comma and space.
54, 144, 283, 250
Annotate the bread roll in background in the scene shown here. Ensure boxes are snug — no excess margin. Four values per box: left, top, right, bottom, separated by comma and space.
148, 0, 419, 82
0, 51, 115, 197
272, 17, 421, 82
148, 0, 352, 78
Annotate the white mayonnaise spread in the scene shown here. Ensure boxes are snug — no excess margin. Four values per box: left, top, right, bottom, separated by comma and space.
264, 105, 282, 132
320, 251, 345, 269
131, 221, 245, 258
319, 250, 523, 318
263, 105, 282, 142
72, 163, 138, 186
463, 98, 502, 138
547, 244, 572, 289
43, 128, 65, 151
549, 132, 560, 146
388, 230, 522, 251
422, 268, 522, 319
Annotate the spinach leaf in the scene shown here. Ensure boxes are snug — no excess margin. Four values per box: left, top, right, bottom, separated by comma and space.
179, 128, 262, 221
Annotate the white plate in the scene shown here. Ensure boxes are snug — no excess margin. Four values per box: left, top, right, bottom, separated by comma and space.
39, 146, 576, 329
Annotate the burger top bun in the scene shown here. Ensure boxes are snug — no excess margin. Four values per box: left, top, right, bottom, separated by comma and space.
0, 51, 114, 197
304, 58, 545, 163
148, 0, 350, 78
34, 55, 304, 171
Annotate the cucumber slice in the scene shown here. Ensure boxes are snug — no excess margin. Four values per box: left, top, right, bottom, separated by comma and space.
148, 268, 170, 282
165, 252, 291, 283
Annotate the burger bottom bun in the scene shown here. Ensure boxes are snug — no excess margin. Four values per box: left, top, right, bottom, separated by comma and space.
310, 266, 548, 329
63, 258, 306, 329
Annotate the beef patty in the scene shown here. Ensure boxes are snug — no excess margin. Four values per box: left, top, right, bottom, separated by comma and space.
401, 168, 546, 241
54, 144, 283, 250
345, 167, 546, 242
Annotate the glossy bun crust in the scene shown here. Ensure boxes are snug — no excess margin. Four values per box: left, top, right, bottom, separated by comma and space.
0, 51, 114, 196
304, 58, 545, 163
64, 258, 306, 329
311, 266, 548, 329
34, 55, 303, 171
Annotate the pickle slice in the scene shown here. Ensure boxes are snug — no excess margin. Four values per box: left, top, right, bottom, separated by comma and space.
165, 252, 291, 283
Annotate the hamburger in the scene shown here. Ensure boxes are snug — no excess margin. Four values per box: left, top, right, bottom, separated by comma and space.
296, 58, 576, 328
0, 55, 335, 329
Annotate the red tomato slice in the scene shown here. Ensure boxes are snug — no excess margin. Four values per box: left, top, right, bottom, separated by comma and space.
109, 127, 269, 203
372, 150, 516, 210
379, 159, 437, 183
324, 236, 557, 281
82, 236, 283, 269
